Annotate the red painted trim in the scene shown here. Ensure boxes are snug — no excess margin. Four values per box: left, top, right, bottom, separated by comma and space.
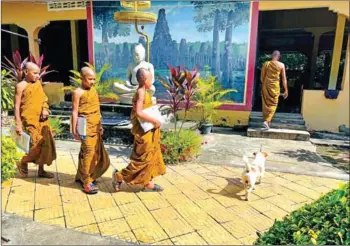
87, 1, 94, 65
158, 1, 259, 112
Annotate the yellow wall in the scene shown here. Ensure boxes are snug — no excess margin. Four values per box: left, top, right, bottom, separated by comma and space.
2, 2, 86, 24
259, 1, 349, 18
43, 83, 65, 106
177, 108, 250, 127
302, 36, 349, 132
1, 1, 86, 59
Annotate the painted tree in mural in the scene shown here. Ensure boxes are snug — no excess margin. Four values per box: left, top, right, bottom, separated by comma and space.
192, 1, 249, 87
222, 2, 249, 88
93, 1, 131, 63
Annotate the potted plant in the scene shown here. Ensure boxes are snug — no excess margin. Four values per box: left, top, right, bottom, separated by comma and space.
63, 62, 120, 103
195, 75, 236, 134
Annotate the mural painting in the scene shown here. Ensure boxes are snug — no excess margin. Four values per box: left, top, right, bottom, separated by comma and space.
92, 1, 251, 103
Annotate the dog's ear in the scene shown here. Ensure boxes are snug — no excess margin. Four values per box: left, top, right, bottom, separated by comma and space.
262, 152, 268, 157
253, 152, 257, 156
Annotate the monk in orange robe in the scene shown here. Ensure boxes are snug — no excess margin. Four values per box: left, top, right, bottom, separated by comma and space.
112, 68, 166, 192
261, 50, 288, 129
72, 67, 110, 194
15, 62, 56, 178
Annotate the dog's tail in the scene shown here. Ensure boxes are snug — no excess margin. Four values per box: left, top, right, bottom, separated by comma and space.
243, 155, 251, 172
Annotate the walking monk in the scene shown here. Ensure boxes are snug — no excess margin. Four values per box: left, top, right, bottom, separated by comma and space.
15, 62, 56, 178
72, 67, 110, 194
112, 68, 166, 192
260, 50, 288, 129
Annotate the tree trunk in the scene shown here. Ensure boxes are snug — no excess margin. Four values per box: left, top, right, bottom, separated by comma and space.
102, 13, 109, 61
222, 10, 234, 88
212, 9, 221, 79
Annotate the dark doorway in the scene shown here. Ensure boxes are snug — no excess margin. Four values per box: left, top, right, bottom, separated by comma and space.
253, 8, 348, 113
39, 21, 73, 84
38, 20, 88, 85
1, 24, 30, 64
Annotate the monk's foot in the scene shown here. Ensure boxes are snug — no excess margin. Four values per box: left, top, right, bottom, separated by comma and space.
112, 169, 123, 192
38, 171, 54, 179
263, 121, 270, 130
16, 162, 28, 178
143, 184, 164, 192
83, 183, 98, 195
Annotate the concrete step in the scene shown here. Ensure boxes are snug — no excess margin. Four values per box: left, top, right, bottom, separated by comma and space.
249, 116, 305, 125
249, 121, 307, 131
250, 111, 303, 119
247, 127, 310, 141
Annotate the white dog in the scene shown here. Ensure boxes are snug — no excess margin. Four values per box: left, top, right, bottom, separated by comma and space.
241, 152, 268, 201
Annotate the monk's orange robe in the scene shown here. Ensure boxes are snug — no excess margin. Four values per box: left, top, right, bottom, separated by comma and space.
20, 80, 56, 165
75, 87, 110, 186
116, 91, 166, 186
261, 61, 281, 122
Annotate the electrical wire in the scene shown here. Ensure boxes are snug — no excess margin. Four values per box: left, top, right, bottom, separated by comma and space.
1, 29, 41, 44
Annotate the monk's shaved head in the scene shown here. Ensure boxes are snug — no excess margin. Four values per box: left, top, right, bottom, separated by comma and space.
80, 66, 96, 89
24, 62, 40, 82
80, 66, 95, 77
25, 62, 40, 71
136, 68, 150, 83
272, 50, 280, 58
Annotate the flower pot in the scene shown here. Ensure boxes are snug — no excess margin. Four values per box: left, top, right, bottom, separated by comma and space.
200, 123, 213, 134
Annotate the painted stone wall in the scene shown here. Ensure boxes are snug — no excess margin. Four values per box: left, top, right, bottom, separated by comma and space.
92, 1, 252, 104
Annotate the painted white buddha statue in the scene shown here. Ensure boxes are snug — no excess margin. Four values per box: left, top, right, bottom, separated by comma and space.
113, 43, 156, 105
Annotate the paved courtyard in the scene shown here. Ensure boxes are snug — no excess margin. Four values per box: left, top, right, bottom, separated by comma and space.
1, 143, 344, 245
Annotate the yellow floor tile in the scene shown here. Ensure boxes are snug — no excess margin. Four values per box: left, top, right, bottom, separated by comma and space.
111, 231, 138, 244
34, 206, 64, 222
98, 218, 131, 236
152, 239, 174, 245
93, 206, 123, 223
88, 195, 116, 211
41, 217, 65, 227
222, 218, 257, 238
172, 232, 207, 245
239, 234, 259, 245
111, 192, 140, 205
75, 223, 100, 235
198, 224, 241, 245
133, 226, 169, 243
65, 210, 96, 228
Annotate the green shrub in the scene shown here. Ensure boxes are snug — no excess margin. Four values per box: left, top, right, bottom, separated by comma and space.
48, 117, 64, 136
1, 69, 16, 111
1, 136, 23, 181
255, 182, 350, 245
161, 130, 202, 164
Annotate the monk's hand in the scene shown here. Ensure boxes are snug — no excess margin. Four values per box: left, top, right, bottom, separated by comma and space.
100, 127, 104, 135
283, 91, 288, 99
153, 120, 161, 129
15, 124, 23, 136
41, 108, 50, 120
73, 131, 80, 141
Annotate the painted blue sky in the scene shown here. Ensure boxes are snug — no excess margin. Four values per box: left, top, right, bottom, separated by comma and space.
93, 1, 250, 44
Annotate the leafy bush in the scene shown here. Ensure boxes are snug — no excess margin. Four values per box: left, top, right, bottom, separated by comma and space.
195, 75, 236, 124
48, 117, 64, 136
1, 69, 16, 111
1, 136, 23, 181
63, 62, 119, 102
255, 182, 350, 245
161, 130, 201, 164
